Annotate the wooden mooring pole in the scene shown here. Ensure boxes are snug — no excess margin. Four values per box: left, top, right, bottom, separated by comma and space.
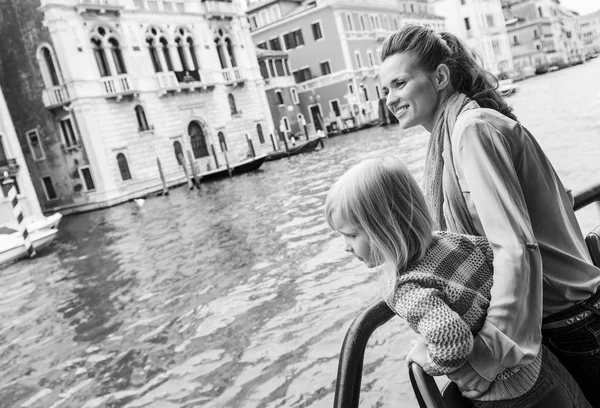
156, 157, 169, 196
187, 150, 201, 188
210, 144, 220, 169
178, 153, 194, 190
3, 171, 35, 257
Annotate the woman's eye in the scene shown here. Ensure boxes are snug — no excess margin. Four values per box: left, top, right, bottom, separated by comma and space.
382, 88, 389, 96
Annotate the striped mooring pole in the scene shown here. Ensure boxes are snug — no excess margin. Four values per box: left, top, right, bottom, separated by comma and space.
2, 171, 36, 257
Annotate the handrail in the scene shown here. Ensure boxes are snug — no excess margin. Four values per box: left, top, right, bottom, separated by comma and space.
573, 182, 600, 211
332, 181, 600, 407
333, 300, 394, 408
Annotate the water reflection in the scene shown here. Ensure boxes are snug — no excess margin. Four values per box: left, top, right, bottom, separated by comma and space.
1, 59, 599, 408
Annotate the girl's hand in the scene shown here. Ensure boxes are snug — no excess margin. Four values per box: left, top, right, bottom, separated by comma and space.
406, 339, 429, 367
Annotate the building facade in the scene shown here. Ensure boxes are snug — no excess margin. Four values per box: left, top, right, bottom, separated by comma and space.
0, 86, 44, 227
0, 0, 275, 214
432, 0, 514, 76
578, 9, 600, 57
256, 48, 305, 144
248, 0, 443, 135
502, 0, 585, 72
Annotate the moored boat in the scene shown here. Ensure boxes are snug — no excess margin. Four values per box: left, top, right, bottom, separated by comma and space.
264, 137, 325, 162
199, 154, 267, 183
0, 228, 59, 268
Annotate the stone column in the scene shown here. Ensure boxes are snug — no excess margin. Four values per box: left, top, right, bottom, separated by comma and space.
169, 45, 183, 71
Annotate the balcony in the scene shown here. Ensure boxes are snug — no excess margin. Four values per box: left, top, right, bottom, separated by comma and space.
100, 74, 137, 100
221, 67, 244, 86
203, 0, 237, 19
296, 70, 356, 93
0, 159, 19, 178
346, 31, 376, 41
155, 70, 218, 95
76, 0, 124, 15
263, 76, 295, 90
374, 29, 392, 42
367, 66, 380, 78
42, 84, 70, 109
132, 0, 185, 12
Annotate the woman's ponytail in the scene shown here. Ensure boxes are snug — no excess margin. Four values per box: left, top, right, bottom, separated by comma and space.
440, 32, 517, 121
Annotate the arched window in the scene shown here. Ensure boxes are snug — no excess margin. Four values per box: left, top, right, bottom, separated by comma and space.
92, 38, 110, 77
275, 90, 284, 105
40, 46, 60, 86
256, 124, 265, 144
215, 38, 227, 69
116, 153, 132, 180
225, 38, 237, 67
175, 27, 198, 72
188, 121, 209, 158
109, 38, 127, 74
214, 29, 235, 69
228, 94, 238, 115
282, 117, 290, 132
218, 131, 228, 152
173, 141, 183, 165
146, 27, 167, 73
147, 38, 162, 72
176, 37, 188, 71
187, 38, 199, 71
135, 105, 149, 131
90, 26, 125, 77
160, 37, 173, 71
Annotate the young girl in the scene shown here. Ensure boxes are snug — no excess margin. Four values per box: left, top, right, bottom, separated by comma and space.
379, 24, 600, 404
324, 157, 589, 407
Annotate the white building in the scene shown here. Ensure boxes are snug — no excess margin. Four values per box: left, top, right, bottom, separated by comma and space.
0, 86, 44, 227
578, 9, 600, 57
431, 0, 515, 76
0, 0, 275, 214
502, 0, 585, 69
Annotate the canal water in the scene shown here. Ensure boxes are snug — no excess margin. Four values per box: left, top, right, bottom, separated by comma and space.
1, 57, 600, 408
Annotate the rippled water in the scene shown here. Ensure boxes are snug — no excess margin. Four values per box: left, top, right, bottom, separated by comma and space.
1, 58, 600, 408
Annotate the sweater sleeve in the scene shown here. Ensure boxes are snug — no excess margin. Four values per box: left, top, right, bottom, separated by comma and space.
453, 119, 543, 381
392, 280, 474, 376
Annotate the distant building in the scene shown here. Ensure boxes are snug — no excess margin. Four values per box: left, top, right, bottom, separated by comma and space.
502, 0, 585, 72
0, 0, 274, 214
0, 87, 44, 227
256, 48, 305, 144
431, 0, 514, 76
247, 0, 444, 135
577, 9, 600, 57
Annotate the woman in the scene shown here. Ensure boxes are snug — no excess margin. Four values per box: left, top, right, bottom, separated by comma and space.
379, 24, 600, 405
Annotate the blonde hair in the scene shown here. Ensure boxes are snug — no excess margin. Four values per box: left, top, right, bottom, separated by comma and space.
324, 157, 434, 295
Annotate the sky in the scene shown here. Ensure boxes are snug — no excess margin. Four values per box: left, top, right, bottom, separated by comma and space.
559, 0, 600, 15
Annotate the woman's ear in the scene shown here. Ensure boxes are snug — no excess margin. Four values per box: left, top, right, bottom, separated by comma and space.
435, 64, 451, 91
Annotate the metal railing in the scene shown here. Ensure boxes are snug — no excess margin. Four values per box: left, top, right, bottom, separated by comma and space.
333, 182, 600, 408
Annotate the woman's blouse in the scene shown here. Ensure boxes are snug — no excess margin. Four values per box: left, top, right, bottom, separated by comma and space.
447, 107, 600, 381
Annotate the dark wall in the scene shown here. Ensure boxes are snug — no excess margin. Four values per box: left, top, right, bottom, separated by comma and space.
0, 0, 74, 209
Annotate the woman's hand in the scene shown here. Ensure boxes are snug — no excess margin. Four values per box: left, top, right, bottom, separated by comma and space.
447, 361, 492, 399
406, 339, 429, 367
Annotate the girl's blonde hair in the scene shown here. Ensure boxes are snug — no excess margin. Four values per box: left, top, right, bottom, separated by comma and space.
324, 157, 434, 294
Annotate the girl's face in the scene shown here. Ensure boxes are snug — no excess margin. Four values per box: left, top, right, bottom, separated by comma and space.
380, 52, 441, 132
331, 209, 377, 268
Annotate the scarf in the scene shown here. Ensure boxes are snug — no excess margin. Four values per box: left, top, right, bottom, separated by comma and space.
423, 92, 478, 234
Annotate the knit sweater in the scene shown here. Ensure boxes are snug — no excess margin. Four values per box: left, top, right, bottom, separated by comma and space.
387, 231, 542, 401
